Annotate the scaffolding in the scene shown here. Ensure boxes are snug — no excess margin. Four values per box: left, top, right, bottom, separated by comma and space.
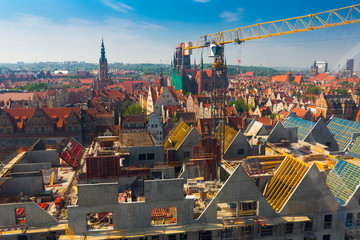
326, 158, 360, 205
264, 156, 310, 212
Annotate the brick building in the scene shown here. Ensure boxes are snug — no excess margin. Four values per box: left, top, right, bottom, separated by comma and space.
316, 92, 358, 120
0, 107, 95, 159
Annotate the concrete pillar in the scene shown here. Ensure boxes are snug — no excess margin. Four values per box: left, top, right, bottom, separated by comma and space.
236, 202, 239, 217
212, 230, 222, 240
188, 231, 199, 240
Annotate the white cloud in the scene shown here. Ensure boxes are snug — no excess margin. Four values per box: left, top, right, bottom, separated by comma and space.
102, 0, 134, 12
219, 8, 244, 22
193, 0, 210, 3
141, 21, 163, 30
0, 13, 173, 63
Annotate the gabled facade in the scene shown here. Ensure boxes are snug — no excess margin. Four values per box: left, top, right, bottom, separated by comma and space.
147, 113, 163, 142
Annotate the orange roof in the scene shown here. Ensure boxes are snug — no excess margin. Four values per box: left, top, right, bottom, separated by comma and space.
271, 75, 287, 82
257, 117, 272, 126
292, 108, 306, 118
0, 92, 34, 103
79, 78, 94, 85
293, 75, 303, 84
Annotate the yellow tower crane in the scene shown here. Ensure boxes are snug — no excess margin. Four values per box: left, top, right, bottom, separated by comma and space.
178, 4, 360, 153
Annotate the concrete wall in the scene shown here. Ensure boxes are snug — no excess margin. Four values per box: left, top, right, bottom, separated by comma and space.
145, 179, 184, 202
223, 131, 253, 160
125, 145, 165, 167
0, 172, 44, 197
176, 128, 200, 163
0, 202, 57, 226
280, 164, 340, 215
267, 122, 297, 143
151, 167, 175, 179
279, 163, 344, 240
77, 183, 118, 206
197, 165, 277, 223
304, 119, 339, 151
12, 162, 51, 173
23, 150, 60, 167
68, 180, 194, 234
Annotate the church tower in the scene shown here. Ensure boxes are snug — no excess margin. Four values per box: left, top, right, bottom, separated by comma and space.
96, 39, 110, 90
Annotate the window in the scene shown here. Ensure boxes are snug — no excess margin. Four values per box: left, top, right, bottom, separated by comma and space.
67, 126, 72, 132
151, 207, 176, 225
139, 154, 146, 161
237, 148, 244, 155
15, 208, 26, 225
41, 127, 45, 133
74, 126, 79, 132
184, 151, 191, 158
322, 234, 330, 240
199, 231, 212, 240
168, 234, 176, 240
34, 127, 39, 133
285, 222, 293, 234
239, 201, 257, 216
0, 128, 3, 134
346, 213, 353, 227
86, 212, 113, 231
324, 214, 332, 229
7, 128, 11, 134
304, 219, 313, 231
260, 225, 273, 236
14, 139, 19, 146
7, 139, 12, 146
217, 202, 237, 219
41, 118, 44, 124
357, 212, 360, 226
1, 139, 6, 147
179, 233, 187, 240
147, 153, 155, 160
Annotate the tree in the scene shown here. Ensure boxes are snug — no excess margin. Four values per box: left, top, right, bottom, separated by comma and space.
228, 100, 250, 113
123, 103, 145, 116
270, 113, 277, 120
306, 85, 322, 95
330, 88, 348, 95
121, 100, 145, 116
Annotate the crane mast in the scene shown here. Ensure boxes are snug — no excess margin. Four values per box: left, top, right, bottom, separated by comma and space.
177, 4, 360, 155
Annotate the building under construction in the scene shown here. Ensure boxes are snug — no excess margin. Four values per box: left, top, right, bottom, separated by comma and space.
2, 4, 360, 240
2, 115, 360, 240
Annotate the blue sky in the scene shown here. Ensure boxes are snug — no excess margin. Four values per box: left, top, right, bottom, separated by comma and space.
0, 0, 360, 70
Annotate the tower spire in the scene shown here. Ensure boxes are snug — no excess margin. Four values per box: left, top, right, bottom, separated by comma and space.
101, 38, 106, 60
97, 38, 109, 90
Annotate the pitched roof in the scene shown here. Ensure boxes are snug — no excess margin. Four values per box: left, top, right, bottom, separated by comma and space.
0, 92, 33, 103
164, 120, 192, 151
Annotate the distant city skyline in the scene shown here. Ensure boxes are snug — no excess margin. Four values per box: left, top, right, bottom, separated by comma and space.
0, 0, 360, 71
